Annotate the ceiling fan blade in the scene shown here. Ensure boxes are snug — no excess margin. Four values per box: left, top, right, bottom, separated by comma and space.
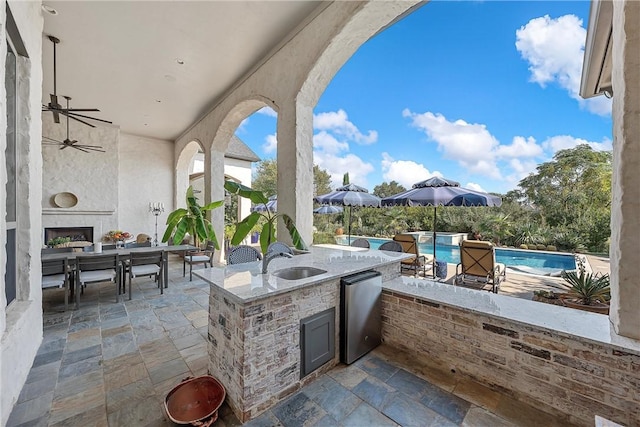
76, 145, 105, 153
65, 114, 96, 128
61, 108, 101, 112
73, 146, 91, 153
42, 136, 63, 143
65, 111, 113, 124
60, 144, 69, 150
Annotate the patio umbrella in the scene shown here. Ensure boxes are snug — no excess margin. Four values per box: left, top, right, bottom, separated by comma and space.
313, 205, 343, 232
313, 205, 343, 214
315, 183, 381, 245
251, 195, 277, 213
381, 176, 501, 261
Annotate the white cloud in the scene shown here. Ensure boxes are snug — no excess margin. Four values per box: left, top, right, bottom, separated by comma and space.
465, 182, 485, 192
314, 110, 378, 145
402, 109, 503, 179
313, 131, 349, 155
503, 158, 540, 189
496, 136, 543, 158
257, 106, 277, 117
516, 14, 611, 116
380, 152, 441, 188
262, 133, 277, 154
542, 135, 612, 153
314, 151, 374, 189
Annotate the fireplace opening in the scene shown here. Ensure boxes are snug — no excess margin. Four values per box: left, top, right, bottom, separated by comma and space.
44, 227, 93, 245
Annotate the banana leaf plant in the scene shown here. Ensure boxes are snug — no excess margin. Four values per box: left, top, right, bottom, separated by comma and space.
162, 186, 224, 249
224, 181, 308, 254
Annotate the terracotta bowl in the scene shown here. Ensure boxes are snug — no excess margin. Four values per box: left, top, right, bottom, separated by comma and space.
165, 375, 226, 426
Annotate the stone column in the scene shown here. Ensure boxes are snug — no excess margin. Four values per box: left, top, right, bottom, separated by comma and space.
275, 97, 314, 246
205, 148, 226, 262
609, 0, 640, 339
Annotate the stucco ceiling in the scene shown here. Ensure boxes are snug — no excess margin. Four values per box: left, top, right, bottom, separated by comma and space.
42, 1, 324, 141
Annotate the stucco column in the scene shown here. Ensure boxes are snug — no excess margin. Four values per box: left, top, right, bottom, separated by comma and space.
205, 148, 226, 262
276, 98, 314, 246
609, 0, 640, 339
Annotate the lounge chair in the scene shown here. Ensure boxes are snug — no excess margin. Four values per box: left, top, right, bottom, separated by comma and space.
454, 240, 505, 293
393, 233, 433, 277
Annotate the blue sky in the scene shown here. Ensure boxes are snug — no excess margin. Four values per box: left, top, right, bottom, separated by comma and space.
235, 1, 612, 195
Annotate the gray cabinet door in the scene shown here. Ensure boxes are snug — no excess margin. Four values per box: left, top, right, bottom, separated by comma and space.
300, 307, 335, 377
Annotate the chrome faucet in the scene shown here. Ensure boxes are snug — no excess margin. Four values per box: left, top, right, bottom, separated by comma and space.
262, 252, 294, 274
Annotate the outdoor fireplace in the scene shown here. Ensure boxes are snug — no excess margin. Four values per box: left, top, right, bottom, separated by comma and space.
44, 227, 93, 245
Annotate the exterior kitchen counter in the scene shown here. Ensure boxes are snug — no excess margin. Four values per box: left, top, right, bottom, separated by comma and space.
198, 244, 410, 422
194, 244, 412, 304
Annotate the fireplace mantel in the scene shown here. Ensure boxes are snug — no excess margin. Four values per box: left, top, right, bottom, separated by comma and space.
42, 209, 115, 216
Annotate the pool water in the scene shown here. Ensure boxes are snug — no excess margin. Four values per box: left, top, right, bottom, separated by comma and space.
362, 237, 576, 272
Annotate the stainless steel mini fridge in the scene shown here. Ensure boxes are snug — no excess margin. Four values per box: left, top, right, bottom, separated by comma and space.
340, 270, 382, 364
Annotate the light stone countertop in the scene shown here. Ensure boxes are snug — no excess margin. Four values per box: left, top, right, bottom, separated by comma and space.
194, 245, 412, 304
383, 277, 640, 355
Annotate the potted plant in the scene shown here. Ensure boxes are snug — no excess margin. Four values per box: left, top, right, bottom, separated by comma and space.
558, 270, 610, 314
162, 186, 224, 249
224, 181, 307, 255
47, 236, 71, 248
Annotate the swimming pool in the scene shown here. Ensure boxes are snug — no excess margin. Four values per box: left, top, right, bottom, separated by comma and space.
342, 237, 577, 273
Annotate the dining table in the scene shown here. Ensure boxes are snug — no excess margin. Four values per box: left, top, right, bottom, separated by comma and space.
42, 244, 197, 305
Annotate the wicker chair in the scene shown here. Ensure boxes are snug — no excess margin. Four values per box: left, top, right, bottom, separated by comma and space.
266, 242, 293, 255
350, 238, 370, 248
378, 241, 403, 252
227, 245, 262, 265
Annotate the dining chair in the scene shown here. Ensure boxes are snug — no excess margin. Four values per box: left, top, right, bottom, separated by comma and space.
42, 258, 70, 311
128, 250, 165, 299
74, 253, 121, 304
227, 245, 262, 265
184, 241, 215, 281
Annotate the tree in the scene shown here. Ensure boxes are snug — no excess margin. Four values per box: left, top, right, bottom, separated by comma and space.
252, 159, 278, 197
373, 181, 406, 198
517, 144, 612, 251
252, 159, 333, 197
343, 172, 349, 185
313, 165, 332, 196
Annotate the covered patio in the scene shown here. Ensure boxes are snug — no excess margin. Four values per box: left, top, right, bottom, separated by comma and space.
1, 1, 639, 426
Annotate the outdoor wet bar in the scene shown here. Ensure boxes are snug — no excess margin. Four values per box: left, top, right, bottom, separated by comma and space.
195, 245, 410, 421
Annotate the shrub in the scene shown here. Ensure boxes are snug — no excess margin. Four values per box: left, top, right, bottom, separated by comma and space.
561, 270, 610, 305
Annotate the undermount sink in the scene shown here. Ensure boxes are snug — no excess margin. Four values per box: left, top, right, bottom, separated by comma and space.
272, 266, 327, 280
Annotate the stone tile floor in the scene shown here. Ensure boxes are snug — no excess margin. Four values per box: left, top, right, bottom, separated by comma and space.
9, 255, 568, 426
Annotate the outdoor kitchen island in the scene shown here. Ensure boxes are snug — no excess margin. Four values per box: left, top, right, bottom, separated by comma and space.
194, 245, 411, 422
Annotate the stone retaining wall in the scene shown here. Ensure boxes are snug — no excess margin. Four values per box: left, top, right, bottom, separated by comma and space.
381, 289, 640, 427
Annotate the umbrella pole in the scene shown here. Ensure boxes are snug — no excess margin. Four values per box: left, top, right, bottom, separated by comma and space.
348, 206, 352, 245
433, 206, 437, 278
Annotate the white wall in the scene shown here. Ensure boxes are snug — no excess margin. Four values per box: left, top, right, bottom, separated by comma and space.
118, 133, 173, 241
1, 1, 44, 424
41, 114, 120, 242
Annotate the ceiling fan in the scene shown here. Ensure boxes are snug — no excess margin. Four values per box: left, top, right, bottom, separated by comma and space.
43, 96, 105, 153
42, 35, 112, 128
